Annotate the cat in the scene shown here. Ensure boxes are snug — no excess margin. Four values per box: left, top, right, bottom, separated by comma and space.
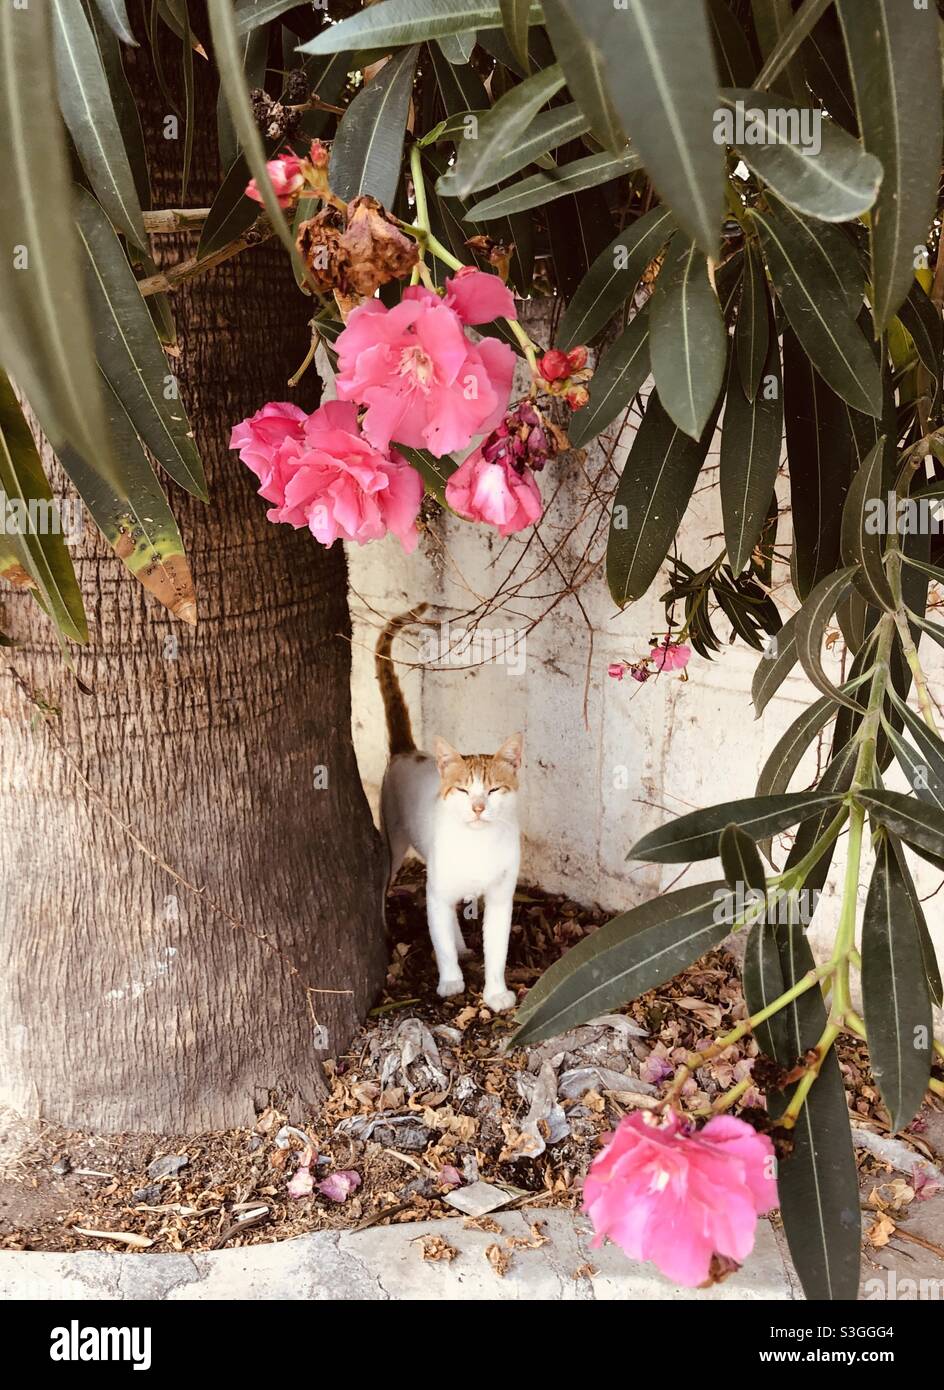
375, 605, 522, 1013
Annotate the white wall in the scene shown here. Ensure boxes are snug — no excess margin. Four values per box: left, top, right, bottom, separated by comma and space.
337, 343, 944, 996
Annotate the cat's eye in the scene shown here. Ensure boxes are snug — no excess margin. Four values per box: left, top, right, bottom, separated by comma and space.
452, 786, 469, 795
488, 787, 505, 795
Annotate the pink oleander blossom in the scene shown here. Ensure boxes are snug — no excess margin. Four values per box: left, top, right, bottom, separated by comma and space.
583, 1110, 777, 1287
334, 271, 517, 459
445, 448, 543, 536
651, 640, 692, 672
608, 662, 626, 681
229, 399, 423, 553
245, 154, 306, 207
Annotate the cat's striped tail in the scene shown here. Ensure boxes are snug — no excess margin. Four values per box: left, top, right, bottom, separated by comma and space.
375, 604, 429, 755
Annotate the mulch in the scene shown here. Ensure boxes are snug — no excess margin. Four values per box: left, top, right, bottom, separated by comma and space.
1, 864, 941, 1256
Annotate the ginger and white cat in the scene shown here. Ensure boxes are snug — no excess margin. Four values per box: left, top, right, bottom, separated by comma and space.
376, 606, 522, 1013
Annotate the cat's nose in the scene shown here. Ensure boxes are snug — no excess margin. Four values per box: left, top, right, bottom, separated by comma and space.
471, 799, 486, 816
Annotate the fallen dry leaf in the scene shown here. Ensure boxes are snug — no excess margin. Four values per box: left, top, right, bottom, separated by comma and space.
866, 1213, 897, 1249
486, 1242, 511, 1277
419, 1234, 457, 1262
72, 1227, 154, 1249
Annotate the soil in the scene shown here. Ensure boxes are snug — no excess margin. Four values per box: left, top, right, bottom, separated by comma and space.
1, 866, 942, 1257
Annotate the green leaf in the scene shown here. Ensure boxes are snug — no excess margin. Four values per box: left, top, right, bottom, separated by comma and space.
297, 1, 539, 53
884, 692, 944, 812
751, 610, 799, 716
720, 822, 767, 894
498, 0, 530, 72
837, 0, 941, 331
706, 0, 755, 87
894, 839, 943, 1008
721, 295, 782, 575
568, 308, 650, 450
628, 791, 842, 864
60, 373, 197, 624
208, 0, 308, 277
51, 0, 147, 251
86, 1, 150, 209
717, 88, 882, 223
396, 444, 458, 506
754, 196, 882, 417
736, 241, 768, 401
649, 238, 726, 440
0, 13, 120, 494
465, 149, 639, 220
782, 735, 858, 889
795, 566, 864, 711
558, 206, 675, 351
862, 835, 933, 1132
746, 901, 861, 1301
0, 369, 87, 644
330, 46, 418, 210
742, 918, 791, 1060
839, 436, 895, 612
753, 0, 833, 89
755, 696, 838, 802
234, 0, 299, 31
860, 788, 944, 863
452, 103, 591, 190
444, 63, 565, 199
897, 282, 943, 382
217, 19, 267, 170
512, 881, 732, 1045
541, 0, 627, 154
606, 389, 718, 606
75, 188, 207, 501
801, 6, 857, 135
782, 326, 856, 600
580, 0, 723, 258
437, 31, 476, 63
93, 0, 137, 47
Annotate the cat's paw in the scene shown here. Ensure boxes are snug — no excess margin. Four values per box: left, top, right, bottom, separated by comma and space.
483, 987, 517, 1013
437, 976, 466, 999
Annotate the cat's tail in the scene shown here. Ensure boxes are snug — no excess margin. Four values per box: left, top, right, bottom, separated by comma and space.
375, 604, 429, 755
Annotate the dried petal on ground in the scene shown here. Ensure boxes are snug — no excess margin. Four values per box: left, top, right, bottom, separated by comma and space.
485, 1242, 511, 1277
318, 1170, 361, 1203
419, 1234, 457, 1262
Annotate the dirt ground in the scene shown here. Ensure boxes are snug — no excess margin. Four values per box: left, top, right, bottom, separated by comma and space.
2, 866, 942, 1264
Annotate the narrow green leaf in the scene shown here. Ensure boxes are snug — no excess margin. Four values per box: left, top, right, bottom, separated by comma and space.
498, 0, 530, 72
885, 689, 944, 811
437, 31, 476, 64
736, 241, 768, 401
839, 436, 895, 612
330, 46, 418, 210
217, 19, 267, 170
782, 735, 858, 889
235, 0, 302, 31
894, 839, 943, 1008
720, 822, 768, 894
0, 2, 116, 488
51, 0, 147, 250
721, 297, 782, 575
75, 188, 207, 501
860, 788, 944, 863
568, 309, 650, 450
297, 1, 539, 53
541, 0, 627, 154
0, 370, 87, 644
453, 103, 591, 190
445, 63, 565, 199
751, 610, 799, 716
750, 0, 808, 104
837, 0, 941, 330
754, 196, 882, 417
650, 238, 726, 440
706, 0, 755, 87
755, 696, 837, 801
86, 0, 150, 209
512, 882, 732, 1045
93, 0, 137, 47
897, 282, 943, 382
396, 444, 458, 506
795, 566, 864, 711
628, 791, 842, 864
801, 6, 857, 135
179, 0, 195, 201
862, 835, 933, 1132
606, 389, 718, 606
558, 206, 675, 351
580, 0, 723, 258
742, 918, 791, 1060
465, 149, 640, 220
717, 88, 882, 222
753, 0, 832, 89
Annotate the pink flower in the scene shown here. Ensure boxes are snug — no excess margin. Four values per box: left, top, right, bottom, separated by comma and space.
583, 1111, 777, 1287
245, 153, 306, 208
229, 399, 423, 553
651, 640, 691, 672
334, 271, 517, 458
445, 448, 543, 535
318, 1170, 362, 1203
608, 663, 626, 681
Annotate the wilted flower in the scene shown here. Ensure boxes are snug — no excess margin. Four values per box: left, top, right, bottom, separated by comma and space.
445, 446, 543, 536
651, 639, 692, 672
318, 1169, 362, 1203
583, 1110, 777, 1287
608, 662, 626, 681
229, 399, 423, 553
334, 270, 517, 458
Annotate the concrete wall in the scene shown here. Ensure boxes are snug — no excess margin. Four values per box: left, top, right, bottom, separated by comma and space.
333, 336, 944, 990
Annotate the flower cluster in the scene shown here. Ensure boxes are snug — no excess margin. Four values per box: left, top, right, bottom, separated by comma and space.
443, 400, 557, 536
609, 637, 692, 683
230, 399, 423, 552
537, 346, 592, 410
583, 1110, 777, 1287
245, 141, 331, 208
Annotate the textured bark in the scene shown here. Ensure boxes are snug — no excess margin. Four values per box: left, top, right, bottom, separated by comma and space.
0, 19, 387, 1131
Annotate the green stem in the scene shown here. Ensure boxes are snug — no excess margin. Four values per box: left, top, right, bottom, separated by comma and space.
409, 145, 431, 237
773, 807, 848, 890
423, 230, 541, 368
780, 1022, 842, 1128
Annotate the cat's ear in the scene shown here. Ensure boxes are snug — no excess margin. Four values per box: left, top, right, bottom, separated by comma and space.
433, 736, 463, 775
495, 732, 523, 770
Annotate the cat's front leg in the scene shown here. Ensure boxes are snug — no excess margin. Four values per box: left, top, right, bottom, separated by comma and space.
427, 888, 465, 998
482, 874, 516, 1012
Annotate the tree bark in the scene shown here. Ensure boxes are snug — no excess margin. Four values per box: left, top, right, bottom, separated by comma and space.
0, 17, 387, 1131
